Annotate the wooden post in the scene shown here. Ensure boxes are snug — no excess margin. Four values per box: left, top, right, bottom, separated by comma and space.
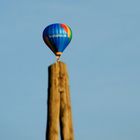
59, 62, 74, 140
46, 61, 74, 140
46, 62, 60, 140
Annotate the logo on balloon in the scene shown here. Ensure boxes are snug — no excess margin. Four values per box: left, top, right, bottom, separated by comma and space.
49, 34, 67, 38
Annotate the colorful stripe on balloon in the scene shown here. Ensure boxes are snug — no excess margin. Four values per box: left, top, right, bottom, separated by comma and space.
60, 24, 72, 39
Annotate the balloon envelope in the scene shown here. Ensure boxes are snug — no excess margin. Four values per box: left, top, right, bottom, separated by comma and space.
43, 23, 72, 57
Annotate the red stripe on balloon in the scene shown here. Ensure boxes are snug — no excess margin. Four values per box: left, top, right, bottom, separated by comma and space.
61, 24, 68, 34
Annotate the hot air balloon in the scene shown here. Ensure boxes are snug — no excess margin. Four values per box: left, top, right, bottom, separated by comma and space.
43, 23, 72, 61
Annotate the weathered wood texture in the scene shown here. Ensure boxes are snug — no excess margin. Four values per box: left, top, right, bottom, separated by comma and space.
46, 61, 74, 140
59, 62, 74, 140
47, 62, 60, 140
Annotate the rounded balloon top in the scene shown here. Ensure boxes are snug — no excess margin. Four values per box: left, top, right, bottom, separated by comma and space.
43, 23, 72, 61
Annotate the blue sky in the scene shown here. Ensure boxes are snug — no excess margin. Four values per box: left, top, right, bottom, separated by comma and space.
0, 0, 140, 139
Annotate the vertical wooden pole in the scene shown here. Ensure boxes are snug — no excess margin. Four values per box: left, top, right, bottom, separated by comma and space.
46, 61, 74, 140
46, 62, 60, 140
59, 62, 74, 140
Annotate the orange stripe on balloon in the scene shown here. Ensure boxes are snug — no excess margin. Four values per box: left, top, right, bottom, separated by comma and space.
61, 24, 71, 38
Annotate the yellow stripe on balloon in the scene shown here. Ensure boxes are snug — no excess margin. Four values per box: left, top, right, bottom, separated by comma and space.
66, 25, 71, 38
